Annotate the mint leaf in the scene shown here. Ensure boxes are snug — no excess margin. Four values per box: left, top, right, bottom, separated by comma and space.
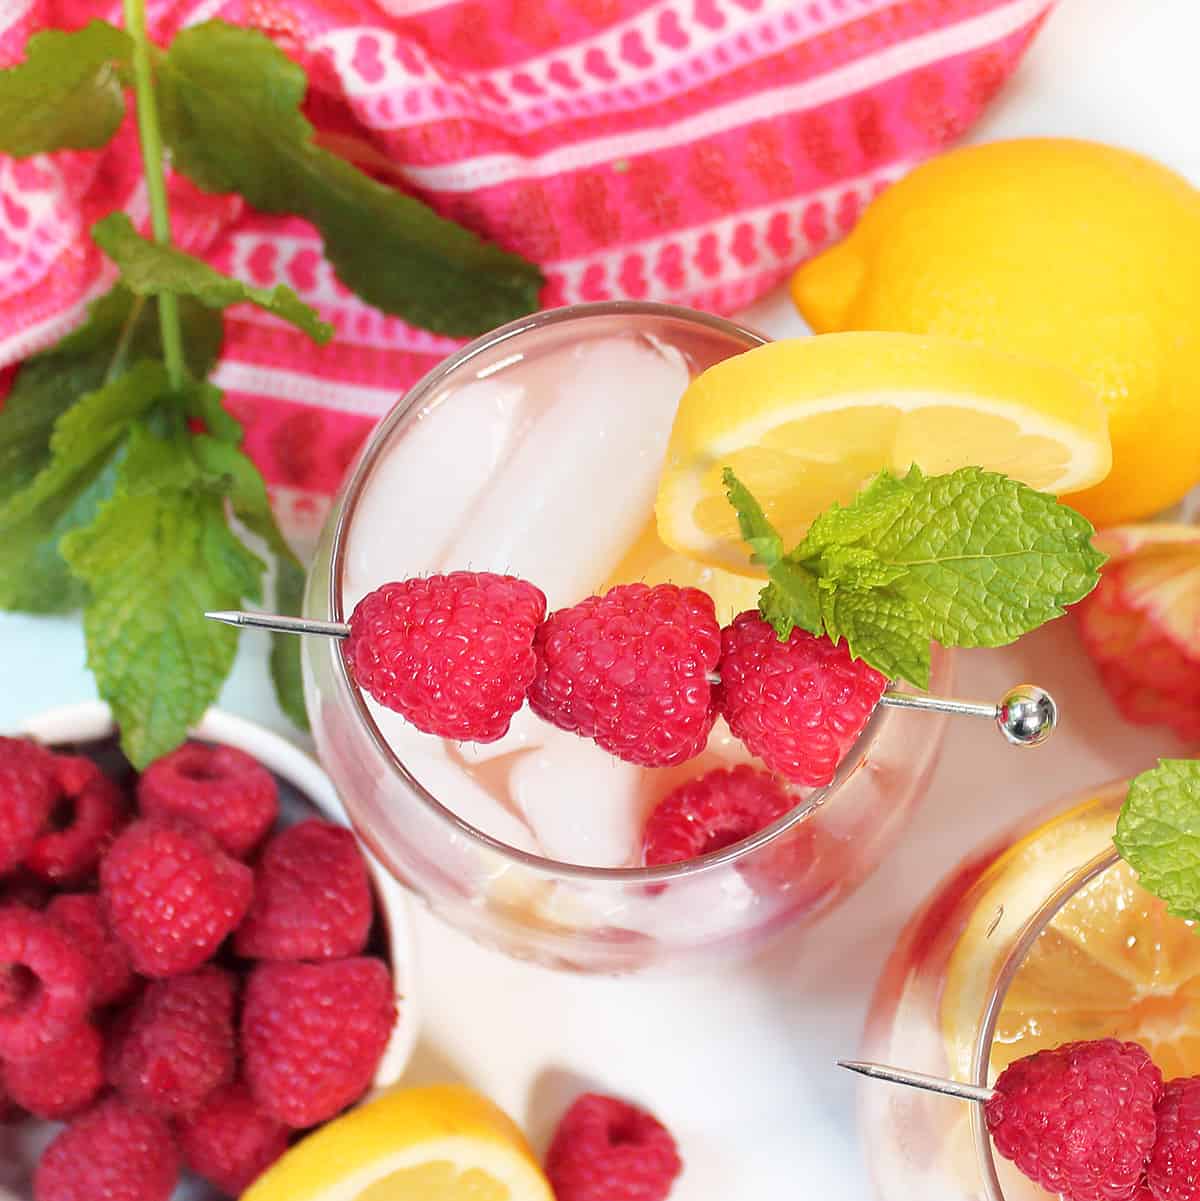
183, 381, 242, 445
93, 213, 333, 344
1115, 760, 1200, 923
723, 468, 821, 636
157, 20, 543, 337
0, 288, 223, 613
862, 467, 1105, 647
0, 21, 131, 156
820, 588, 931, 689
812, 545, 907, 591
62, 426, 265, 768
0, 287, 222, 506
723, 467, 783, 568
799, 469, 912, 554
193, 434, 310, 729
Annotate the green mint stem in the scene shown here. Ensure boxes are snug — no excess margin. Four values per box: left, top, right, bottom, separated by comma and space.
122, 0, 184, 392
104, 293, 146, 383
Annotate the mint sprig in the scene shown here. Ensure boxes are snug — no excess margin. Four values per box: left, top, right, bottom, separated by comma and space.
0, 4, 547, 765
724, 465, 1105, 688
1115, 760, 1200, 922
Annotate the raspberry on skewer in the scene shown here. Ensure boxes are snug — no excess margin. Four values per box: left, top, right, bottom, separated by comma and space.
207, 580, 1058, 777
840, 1042, 1164, 1201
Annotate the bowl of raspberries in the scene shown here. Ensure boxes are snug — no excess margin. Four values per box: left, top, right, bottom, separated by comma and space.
0, 702, 415, 1201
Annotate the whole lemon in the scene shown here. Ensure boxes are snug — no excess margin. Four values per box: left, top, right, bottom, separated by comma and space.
791, 138, 1200, 527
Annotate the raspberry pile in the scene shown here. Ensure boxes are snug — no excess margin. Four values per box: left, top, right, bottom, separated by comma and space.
344, 574, 885, 788
0, 735, 398, 1201
985, 1037, 1200, 1201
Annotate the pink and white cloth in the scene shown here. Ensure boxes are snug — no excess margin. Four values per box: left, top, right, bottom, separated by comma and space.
0, 0, 1054, 545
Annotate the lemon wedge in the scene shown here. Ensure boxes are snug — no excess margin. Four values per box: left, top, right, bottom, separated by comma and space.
242, 1084, 553, 1201
654, 332, 1111, 575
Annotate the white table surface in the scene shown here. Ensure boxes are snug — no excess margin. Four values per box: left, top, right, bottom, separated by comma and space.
3, 2, 1197, 1195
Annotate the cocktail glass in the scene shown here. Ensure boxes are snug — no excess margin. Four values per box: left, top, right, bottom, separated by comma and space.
861, 778, 1195, 1200
302, 302, 952, 973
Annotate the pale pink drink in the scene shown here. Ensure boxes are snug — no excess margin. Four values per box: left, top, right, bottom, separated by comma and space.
303, 303, 951, 972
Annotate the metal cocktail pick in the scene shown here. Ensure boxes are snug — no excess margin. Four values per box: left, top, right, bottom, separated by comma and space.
203, 609, 1059, 747
838, 1059, 995, 1103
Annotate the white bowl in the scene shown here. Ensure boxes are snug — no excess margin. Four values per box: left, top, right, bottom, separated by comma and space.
2, 702, 419, 1199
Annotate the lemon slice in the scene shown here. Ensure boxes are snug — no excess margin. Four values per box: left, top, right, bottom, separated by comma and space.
604, 516, 762, 623
942, 803, 1200, 1085
242, 1084, 553, 1201
655, 332, 1111, 575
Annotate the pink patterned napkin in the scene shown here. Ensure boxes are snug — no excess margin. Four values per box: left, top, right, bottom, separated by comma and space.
0, 0, 1053, 546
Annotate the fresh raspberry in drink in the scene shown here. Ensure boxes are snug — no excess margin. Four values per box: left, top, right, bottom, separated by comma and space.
241, 956, 396, 1128
34, 1097, 179, 1201
0, 905, 92, 1061
234, 820, 372, 961
176, 1081, 289, 1195
545, 1092, 682, 1201
25, 755, 125, 884
107, 966, 237, 1117
642, 766, 792, 865
1147, 1075, 1200, 1201
45, 892, 136, 1008
529, 582, 721, 768
716, 614, 887, 786
3, 1020, 104, 1120
99, 816, 253, 978
0, 737, 59, 876
984, 1038, 1161, 1201
138, 742, 277, 859
344, 572, 546, 743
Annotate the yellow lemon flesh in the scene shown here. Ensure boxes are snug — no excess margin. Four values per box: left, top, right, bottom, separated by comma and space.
791, 138, 1200, 527
242, 1084, 554, 1201
604, 517, 762, 622
654, 332, 1109, 575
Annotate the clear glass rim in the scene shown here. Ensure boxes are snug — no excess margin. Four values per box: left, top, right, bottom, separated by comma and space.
969, 797, 1126, 1199
324, 300, 907, 884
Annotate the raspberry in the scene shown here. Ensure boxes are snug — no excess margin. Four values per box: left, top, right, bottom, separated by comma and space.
344, 573, 547, 742
177, 1081, 289, 1195
985, 1038, 1161, 1201
137, 742, 278, 859
1147, 1075, 1200, 1201
0, 906, 92, 1060
34, 1097, 180, 1201
715, 613, 887, 786
546, 1093, 682, 1201
643, 766, 792, 866
0, 1075, 22, 1123
234, 820, 372, 961
0, 737, 59, 876
0, 872, 51, 911
242, 956, 396, 1128
45, 893, 136, 1008
26, 755, 126, 884
100, 816, 253, 978
3, 1019, 104, 1119
107, 966, 237, 1117
529, 583, 721, 768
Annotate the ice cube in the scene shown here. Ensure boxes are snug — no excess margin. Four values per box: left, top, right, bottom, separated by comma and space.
438, 336, 690, 608
343, 373, 527, 607
452, 704, 547, 765
363, 701, 540, 855
511, 726, 645, 868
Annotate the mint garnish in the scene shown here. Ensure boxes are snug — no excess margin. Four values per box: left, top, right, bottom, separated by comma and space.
1115, 760, 1200, 922
723, 464, 1105, 688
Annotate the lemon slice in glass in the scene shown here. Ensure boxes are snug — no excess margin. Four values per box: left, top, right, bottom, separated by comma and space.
655, 332, 1111, 576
